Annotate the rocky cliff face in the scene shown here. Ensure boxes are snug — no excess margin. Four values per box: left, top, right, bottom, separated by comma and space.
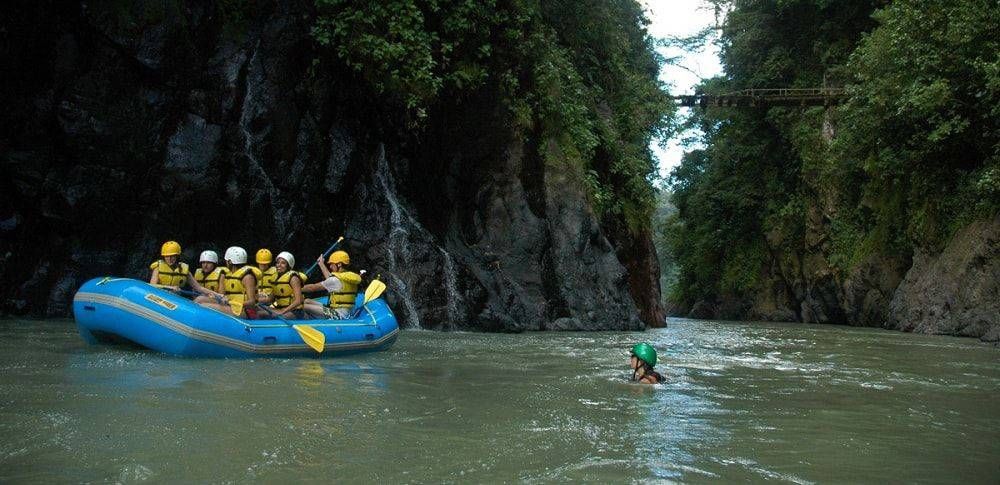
887, 216, 1000, 341
0, 2, 662, 330
680, 206, 999, 342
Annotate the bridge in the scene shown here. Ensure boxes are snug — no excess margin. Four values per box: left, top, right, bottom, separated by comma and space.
673, 88, 846, 108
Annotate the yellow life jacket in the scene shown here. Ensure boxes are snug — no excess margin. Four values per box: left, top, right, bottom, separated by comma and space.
149, 260, 189, 287
272, 270, 308, 308
327, 271, 361, 309
258, 266, 278, 295
194, 266, 227, 292
223, 266, 262, 303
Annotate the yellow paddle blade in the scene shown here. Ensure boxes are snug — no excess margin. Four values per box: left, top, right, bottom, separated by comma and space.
293, 324, 325, 353
230, 298, 244, 316
363, 279, 387, 305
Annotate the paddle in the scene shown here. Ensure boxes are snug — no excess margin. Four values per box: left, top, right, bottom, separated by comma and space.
363, 278, 386, 305
303, 236, 345, 278
259, 304, 325, 353
347, 278, 387, 319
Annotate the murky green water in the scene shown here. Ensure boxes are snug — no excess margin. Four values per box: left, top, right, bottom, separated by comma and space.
0, 318, 997, 483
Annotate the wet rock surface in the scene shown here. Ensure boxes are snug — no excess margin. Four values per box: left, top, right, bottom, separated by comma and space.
680, 213, 998, 341
888, 216, 1000, 341
0, 3, 661, 331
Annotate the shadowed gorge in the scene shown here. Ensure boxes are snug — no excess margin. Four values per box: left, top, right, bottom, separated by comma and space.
1, 2, 999, 481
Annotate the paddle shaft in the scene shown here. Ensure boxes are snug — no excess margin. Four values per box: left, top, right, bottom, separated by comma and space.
303, 236, 344, 278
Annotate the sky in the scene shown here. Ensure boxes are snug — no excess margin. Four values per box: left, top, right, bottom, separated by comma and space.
640, 0, 724, 180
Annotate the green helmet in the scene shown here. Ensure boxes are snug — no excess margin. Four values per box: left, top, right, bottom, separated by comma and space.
631, 343, 657, 367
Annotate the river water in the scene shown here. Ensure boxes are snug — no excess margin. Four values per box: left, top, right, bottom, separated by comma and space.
0, 318, 997, 483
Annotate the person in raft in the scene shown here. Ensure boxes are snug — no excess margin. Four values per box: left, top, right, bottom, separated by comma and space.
255, 248, 277, 304
192, 250, 228, 305
199, 246, 262, 318
193, 250, 226, 292
266, 251, 308, 319
149, 241, 218, 298
629, 343, 664, 384
301, 250, 361, 319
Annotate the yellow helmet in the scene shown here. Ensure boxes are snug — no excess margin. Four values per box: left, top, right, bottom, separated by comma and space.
256, 248, 273, 264
161, 241, 182, 257
327, 250, 350, 265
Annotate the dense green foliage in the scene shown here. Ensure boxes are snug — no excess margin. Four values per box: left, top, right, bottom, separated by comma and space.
311, 0, 674, 231
830, 0, 1000, 260
666, 0, 999, 309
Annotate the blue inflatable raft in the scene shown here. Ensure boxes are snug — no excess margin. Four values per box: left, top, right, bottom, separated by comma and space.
72, 277, 399, 358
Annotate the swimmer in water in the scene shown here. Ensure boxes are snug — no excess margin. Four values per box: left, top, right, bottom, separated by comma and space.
629, 343, 664, 384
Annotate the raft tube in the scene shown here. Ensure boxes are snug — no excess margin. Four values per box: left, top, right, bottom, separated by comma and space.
72, 277, 399, 358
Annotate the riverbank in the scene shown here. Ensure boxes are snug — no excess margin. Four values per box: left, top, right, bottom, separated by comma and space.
1, 318, 997, 482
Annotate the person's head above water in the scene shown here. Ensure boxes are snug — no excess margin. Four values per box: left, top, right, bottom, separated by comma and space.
629, 342, 663, 384
630, 342, 657, 367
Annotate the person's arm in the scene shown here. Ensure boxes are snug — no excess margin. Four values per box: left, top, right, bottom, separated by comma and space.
277, 276, 304, 315
149, 268, 159, 285
217, 269, 228, 297
301, 275, 341, 299
317, 254, 332, 279
187, 274, 212, 296
243, 274, 257, 305
301, 282, 326, 293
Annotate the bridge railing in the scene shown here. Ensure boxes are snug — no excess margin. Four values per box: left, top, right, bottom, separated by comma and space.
673, 87, 846, 108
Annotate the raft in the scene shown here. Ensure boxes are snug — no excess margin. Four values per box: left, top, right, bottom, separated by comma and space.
72, 277, 399, 358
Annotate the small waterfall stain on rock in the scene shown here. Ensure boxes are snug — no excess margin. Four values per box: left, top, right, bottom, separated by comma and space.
375, 146, 421, 328
440, 247, 464, 329
239, 41, 286, 237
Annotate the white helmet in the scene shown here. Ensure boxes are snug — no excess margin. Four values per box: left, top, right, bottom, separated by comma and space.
224, 246, 248, 265
276, 251, 295, 269
199, 250, 219, 264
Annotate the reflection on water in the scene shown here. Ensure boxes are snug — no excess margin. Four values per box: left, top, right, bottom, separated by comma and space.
0, 318, 997, 482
